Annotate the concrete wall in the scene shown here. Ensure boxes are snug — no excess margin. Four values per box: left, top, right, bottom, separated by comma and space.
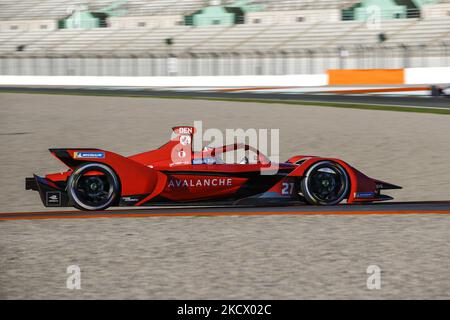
245, 9, 341, 24
1, 67, 450, 87
405, 67, 450, 84
0, 19, 57, 32
328, 67, 450, 85
0, 15, 186, 31
0, 74, 328, 87
109, 15, 184, 29
0, 67, 450, 87
422, 3, 450, 19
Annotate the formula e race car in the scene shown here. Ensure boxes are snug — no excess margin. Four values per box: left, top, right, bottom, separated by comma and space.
25, 126, 401, 211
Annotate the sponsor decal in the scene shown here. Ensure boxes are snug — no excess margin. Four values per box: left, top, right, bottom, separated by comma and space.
204, 157, 216, 165
178, 150, 187, 158
168, 178, 233, 188
192, 158, 217, 164
122, 196, 139, 202
355, 192, 375, 198
180, 135, 192, 146
178, 127, 193, 135
46, 191, 61, 206
192, 157, 216, 165
73, 151, 105, 159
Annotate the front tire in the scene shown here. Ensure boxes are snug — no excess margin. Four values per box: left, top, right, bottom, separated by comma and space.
67, 163, 120, 211
300, 161, 350, 205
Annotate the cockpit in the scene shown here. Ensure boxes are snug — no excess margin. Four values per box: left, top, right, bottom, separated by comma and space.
192, 143, 270, 165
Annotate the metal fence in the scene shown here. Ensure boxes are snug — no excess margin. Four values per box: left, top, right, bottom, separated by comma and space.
1, 44, 449, 76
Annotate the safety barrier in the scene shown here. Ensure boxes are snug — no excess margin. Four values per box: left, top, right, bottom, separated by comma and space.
0, 74, 328, 87
0, 68, 449, 87
328, 69, 404, 85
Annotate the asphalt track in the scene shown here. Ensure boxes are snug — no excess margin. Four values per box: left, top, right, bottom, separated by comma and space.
2, 201, 450, 221
1, 92, 450, 299
1, 85, 450, 108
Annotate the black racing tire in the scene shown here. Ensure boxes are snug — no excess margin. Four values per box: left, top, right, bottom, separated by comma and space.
300, 161, 350, 206
67, 163, 120, 211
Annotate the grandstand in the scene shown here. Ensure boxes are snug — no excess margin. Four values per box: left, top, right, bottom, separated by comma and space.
1, 0, 450, 76
0, 1, 362, 20
0, 0, 202, 20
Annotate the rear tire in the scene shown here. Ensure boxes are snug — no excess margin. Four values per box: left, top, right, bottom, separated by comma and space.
300, 161, 349, 205
67, 163, 120, 211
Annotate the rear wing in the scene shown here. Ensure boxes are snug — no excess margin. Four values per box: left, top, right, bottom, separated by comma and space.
48, 148, 160, 196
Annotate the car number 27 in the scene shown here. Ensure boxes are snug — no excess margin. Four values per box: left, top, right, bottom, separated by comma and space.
281, 182, 294, 196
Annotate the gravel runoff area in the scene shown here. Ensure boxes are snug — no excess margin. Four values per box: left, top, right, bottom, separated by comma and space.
0, 93, 449, 299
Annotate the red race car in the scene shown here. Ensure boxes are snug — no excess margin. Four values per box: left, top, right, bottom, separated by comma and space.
25, 126, 401, 211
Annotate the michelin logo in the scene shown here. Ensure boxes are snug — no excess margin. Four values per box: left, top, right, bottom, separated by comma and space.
74, 152, 105, 159
355, 192, 375, 198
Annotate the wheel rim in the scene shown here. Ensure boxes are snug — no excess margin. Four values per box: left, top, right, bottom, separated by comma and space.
69, 164, 118, 210
304, 162, 349, 205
